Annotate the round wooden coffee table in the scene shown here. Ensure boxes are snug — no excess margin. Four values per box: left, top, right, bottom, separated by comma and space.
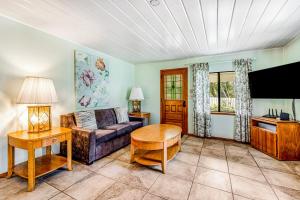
130, 124, 182, 173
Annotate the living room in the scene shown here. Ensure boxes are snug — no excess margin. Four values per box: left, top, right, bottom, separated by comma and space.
0, 0, 300, 199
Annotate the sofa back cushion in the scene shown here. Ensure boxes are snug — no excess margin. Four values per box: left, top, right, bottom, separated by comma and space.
114, 107, 129, 123
74, 110, 97, 130
95, 108, 117, 128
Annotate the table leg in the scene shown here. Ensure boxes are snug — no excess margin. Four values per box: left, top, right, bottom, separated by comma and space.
46, 146, 51, 156
162, 141, 167, 174
67, 139, 72, 171
178, 136, 182, 152
28, 146, 35, 192
7, 144, 14, 178
130, 142, 135, 163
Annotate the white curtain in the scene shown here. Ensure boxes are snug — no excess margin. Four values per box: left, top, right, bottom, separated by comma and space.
192, 63, 211, 137
234, 59, 253, 143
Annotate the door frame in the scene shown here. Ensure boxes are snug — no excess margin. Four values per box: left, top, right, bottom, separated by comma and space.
160, 67, 188, 134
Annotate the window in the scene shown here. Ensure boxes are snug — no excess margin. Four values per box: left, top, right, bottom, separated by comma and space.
164, 74, 182, 100
209, 72, 235, 113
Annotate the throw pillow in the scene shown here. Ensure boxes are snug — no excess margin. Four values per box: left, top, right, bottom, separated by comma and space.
74, 110, 97, 130
114, 107, 129, 123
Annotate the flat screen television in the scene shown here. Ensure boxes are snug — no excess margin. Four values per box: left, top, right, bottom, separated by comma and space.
248, 61, 300, 99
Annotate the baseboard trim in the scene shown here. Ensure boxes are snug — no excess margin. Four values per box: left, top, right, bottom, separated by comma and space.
0, 172, 7, 178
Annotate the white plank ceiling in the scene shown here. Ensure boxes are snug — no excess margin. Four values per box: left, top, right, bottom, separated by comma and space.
0, 0, 300, 63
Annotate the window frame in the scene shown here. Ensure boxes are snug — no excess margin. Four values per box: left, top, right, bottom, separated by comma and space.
209, 71, 235, 115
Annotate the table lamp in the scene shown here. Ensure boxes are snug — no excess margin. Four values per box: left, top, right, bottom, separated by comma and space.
17, 77, 58, 133
129, 87, 144, 113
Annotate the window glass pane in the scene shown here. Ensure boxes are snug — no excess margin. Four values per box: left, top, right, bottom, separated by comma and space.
220, 72, 235, 112
209, 73, 218, 112
164, 74, 183, 100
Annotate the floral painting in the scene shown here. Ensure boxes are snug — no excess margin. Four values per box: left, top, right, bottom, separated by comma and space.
75, 50, 110, 109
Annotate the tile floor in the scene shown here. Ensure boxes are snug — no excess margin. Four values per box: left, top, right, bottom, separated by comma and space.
1, 135, 300, 200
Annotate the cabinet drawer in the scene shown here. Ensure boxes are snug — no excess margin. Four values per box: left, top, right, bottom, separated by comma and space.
42, 135, 65, 147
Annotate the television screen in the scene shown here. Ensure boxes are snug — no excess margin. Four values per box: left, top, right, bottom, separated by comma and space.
248, 61, 300, 99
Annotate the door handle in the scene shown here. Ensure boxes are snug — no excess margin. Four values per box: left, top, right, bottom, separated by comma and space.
183, 100, 186, 107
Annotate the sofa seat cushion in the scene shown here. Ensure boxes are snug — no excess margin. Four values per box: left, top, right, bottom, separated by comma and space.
95, 129, 117, 143
126, 121, 143, 130
105, 124, 132, 136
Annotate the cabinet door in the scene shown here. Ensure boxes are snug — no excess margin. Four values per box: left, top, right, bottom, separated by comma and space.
265, 131, 277, 157
251, 126, 259, 149
258, 129, 266, 151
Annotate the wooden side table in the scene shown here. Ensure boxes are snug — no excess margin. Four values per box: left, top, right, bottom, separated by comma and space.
7, 127, 72, 191
129, 112, 151, 125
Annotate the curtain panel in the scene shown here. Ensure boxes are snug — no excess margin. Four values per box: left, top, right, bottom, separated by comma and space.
191, 63, 211, 137
234, 58, 253, 143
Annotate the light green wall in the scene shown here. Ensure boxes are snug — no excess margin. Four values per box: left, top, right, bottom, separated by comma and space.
135, 48, 289, 139
0, 16, 135, 173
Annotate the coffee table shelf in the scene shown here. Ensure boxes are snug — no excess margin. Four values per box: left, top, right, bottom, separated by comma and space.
134, 144, 179, 166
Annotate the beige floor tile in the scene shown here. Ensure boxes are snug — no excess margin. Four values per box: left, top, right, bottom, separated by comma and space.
149, 175, 192, 200
143, 193, 165, 200
226, 147, 251, 157
203, 144, 225, 149
175, 152, 200, 166
201, 148, 226, 159
262, 168, 300, 191
50, 193, 74, 200
203, 142, 225, 151
228, 162, 267, 183
107, 148, 129, 159
164, 160, 197, 181
116, 151, 131, 163
204, 139, 224, 144
255, 157, 295, 174
43, 163, 92, 190
118, 164, 160, 190
227, 154, 257, 167
97, 160, 132, 180
65, 174, 115, 200
194, 167, 231, 192
231, 174, 277, 200
96, 182, 146, 200
7, 182, 59, 200
181, 144, 202, 154
87, 157, 114, 172
183, 139, 203, 147
233, 195, 251, 200
248, 147, 274, 160
98, 160, 160, 190
198, 155, 228, 172
287, 161, 300, 176
181, 135, 189, 143
272, 185, 300, 200
189, 183, 233, 200
186, 136, 203, 142
0, 177, 27, 200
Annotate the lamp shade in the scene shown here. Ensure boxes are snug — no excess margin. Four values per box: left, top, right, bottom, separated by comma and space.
17, 77, 58, 104
129, 87, 144, 101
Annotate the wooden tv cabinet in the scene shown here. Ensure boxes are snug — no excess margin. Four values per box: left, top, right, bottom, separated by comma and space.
251, 117, 300, 160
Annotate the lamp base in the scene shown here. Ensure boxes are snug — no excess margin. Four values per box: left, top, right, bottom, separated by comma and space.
28, 106, 51, 133
132, 101, 141, 113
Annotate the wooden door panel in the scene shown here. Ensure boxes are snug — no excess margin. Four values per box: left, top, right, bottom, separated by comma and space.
160, 68, 188, 134
251, 126, 259, 149
265, 131, 277, 157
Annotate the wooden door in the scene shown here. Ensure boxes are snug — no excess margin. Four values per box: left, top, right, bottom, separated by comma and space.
160, 68, 188, 134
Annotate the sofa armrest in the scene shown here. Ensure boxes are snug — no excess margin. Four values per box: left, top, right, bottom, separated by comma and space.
60, 127, 96, 165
